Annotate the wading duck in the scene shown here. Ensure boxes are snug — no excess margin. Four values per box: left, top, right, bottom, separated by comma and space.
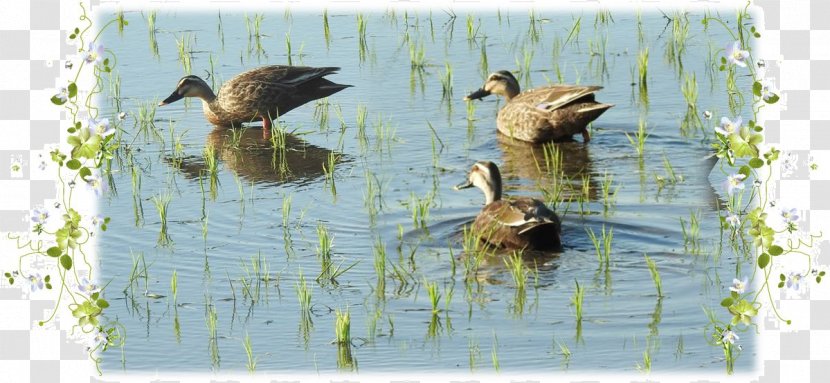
454, 160, 561, 251
464, 70, 613, 143
159, 65, 351, 139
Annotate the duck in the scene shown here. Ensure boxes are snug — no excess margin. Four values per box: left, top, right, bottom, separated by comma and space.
454, 160, 561, 251
159, 65, 351, 139
464, 70, 613, 143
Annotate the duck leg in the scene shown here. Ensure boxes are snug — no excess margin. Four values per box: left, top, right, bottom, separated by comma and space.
581, 127, 591, 143
262, 116, 272, 140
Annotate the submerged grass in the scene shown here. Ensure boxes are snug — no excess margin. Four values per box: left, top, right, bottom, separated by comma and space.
586, 225, 613, 269
644, 254, 664, 297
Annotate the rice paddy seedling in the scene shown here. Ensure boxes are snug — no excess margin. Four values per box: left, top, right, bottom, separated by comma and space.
479, 38, 489, 78
425, 278, 441, 314
637, 346, 652, 373
135, 100, 158, 140
625, 117, 649, 156
681, 72, 704, 134
243, 332, 257, 373
316, 222, 334, 277
146, 11, 159, 59
313, 98, 330, 132
269, 125, 290, 176
296, 270, 312, 314
504, 250, 528, 291
556, 339, 572, 359
654, 155, 683, 187
600, 171, 617, 214
666, 11, 690, 68
285, 32, 293, 66
176, 33, 194, 74
675, 334, 685, 358
334, 307, 351, 344
527, 9, 541, 43
356, 104, 368, 145
491, 331, 500, 372
644, 254, 663, 297
410, 191, 433, 229
322, 151, 338, 197
322, 9, 331, 49
408, 38, 427, 70
571, 279, 585, 324
171, 269, 178, 305
440, 62, 453, 100
680, 209, 702, 253
586, 225, 613, 269
564, 15, 582, 46
594, 9, 614, 26
516, 45, 535, 89
638, 47, 649, 90
465, 14, 477, 41
217, 11, 225, 51
373, 236, 386, 299
281, 193, 292, 228
151, 192, 172, 246
357, 13, 368, 62
468, 336, 480, 371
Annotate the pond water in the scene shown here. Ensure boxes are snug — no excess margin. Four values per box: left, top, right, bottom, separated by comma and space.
98, 7, 755, 373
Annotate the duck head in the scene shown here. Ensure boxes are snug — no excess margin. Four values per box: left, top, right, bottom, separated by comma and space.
463, 70, 521, 101
159, 75, 216, 106
454, 160, 503, 205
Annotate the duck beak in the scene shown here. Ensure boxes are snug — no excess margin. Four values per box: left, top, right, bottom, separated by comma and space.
463, 87, 490, 101
159, 91, 184, 106
453, 180, 474, 191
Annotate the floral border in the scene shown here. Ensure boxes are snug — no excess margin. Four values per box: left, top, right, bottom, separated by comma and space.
3, 2, 125, 374
703, 1, 822, 374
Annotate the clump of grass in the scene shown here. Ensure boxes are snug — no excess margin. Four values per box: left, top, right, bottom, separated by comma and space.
564, 15, 582, 46
334, 307, 351, 344
644, 253, 663, 297
357, 13, 368, 62
410, 191, 433, 229
425, 278, 441, 314
571, 280, 585, 324
322, 9, 331, 49
491, 331, 500, 372
680, 72, 703, 134
600, 171, 617, 214
516, 45, 535, 89
316, 222, 334, 279
440, 62, 453, 100
654, 155, 684, 187
151, 192, 172, 246
170, 269, 178, 305
176, 33, 194, 75
146, 11, 159, 59
322, 152, 339, 198
626, 117, 649, 156
409, 38, 426, 70
638, 47, 649, 89
285, 32, 293, 66
594, 9, 614, 26
373, 237, 386, 299
243, 333, 257, 373
479, 37, 489, 78
296, 270, 312, 314
586, 225, 613, 269
680, 209, 702, 253
202, 143, 219, 199
504, 251, 528, 291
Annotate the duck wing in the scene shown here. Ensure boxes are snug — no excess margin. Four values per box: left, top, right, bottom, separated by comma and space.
516, 85, 603, 112
482, 198, 559, 227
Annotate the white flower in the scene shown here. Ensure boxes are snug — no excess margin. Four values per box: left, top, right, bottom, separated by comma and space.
725, 174, 746, 195
716, 116, 742, 136
84, 171, 106, 197
786, 272, 803, 291
703, 110, 712, 120
27, 273, 45, 292
81, 42, 105, 65
781, 207, 799, 223
75, 277, 99, 297
721, 329, 739, 345
725, 41, 749, 67
730, 276, 749, 294
88, 117, 114, 137
31, 207, 51, 224
759, 78, 777, 101
726, 213, 740, 227
781, 152, 798, 176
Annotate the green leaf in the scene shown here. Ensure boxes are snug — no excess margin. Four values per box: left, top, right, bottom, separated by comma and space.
79, 167, 92, 180
749, 158, 764, 168
720, 297, 734, 307
765, 94, 780, 104
97, 299, 110, 309
68, 83, 77, 98
778, 281, 785, 288
50, 95, 66, 105
738, 165, 752, 178
46, 246, 62, 257
752, 81, 762, 97
60, 254, 73, 270
758, 253, 770, 269
780, 273, 786, 281
66, 159, 82, 170
769, 245, 784, 256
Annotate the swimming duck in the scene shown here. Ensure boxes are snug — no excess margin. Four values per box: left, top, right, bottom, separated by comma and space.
454, 161, 561, 251
159, 65, 351, 139
464, 70, 613, 143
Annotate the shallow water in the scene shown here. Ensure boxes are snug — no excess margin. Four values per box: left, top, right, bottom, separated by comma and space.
99, 8, 754, 373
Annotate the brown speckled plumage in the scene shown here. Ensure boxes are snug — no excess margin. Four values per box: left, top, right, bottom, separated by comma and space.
160, 65, 350, 137
454, 161, 561, 251
465, 70, 612, 143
